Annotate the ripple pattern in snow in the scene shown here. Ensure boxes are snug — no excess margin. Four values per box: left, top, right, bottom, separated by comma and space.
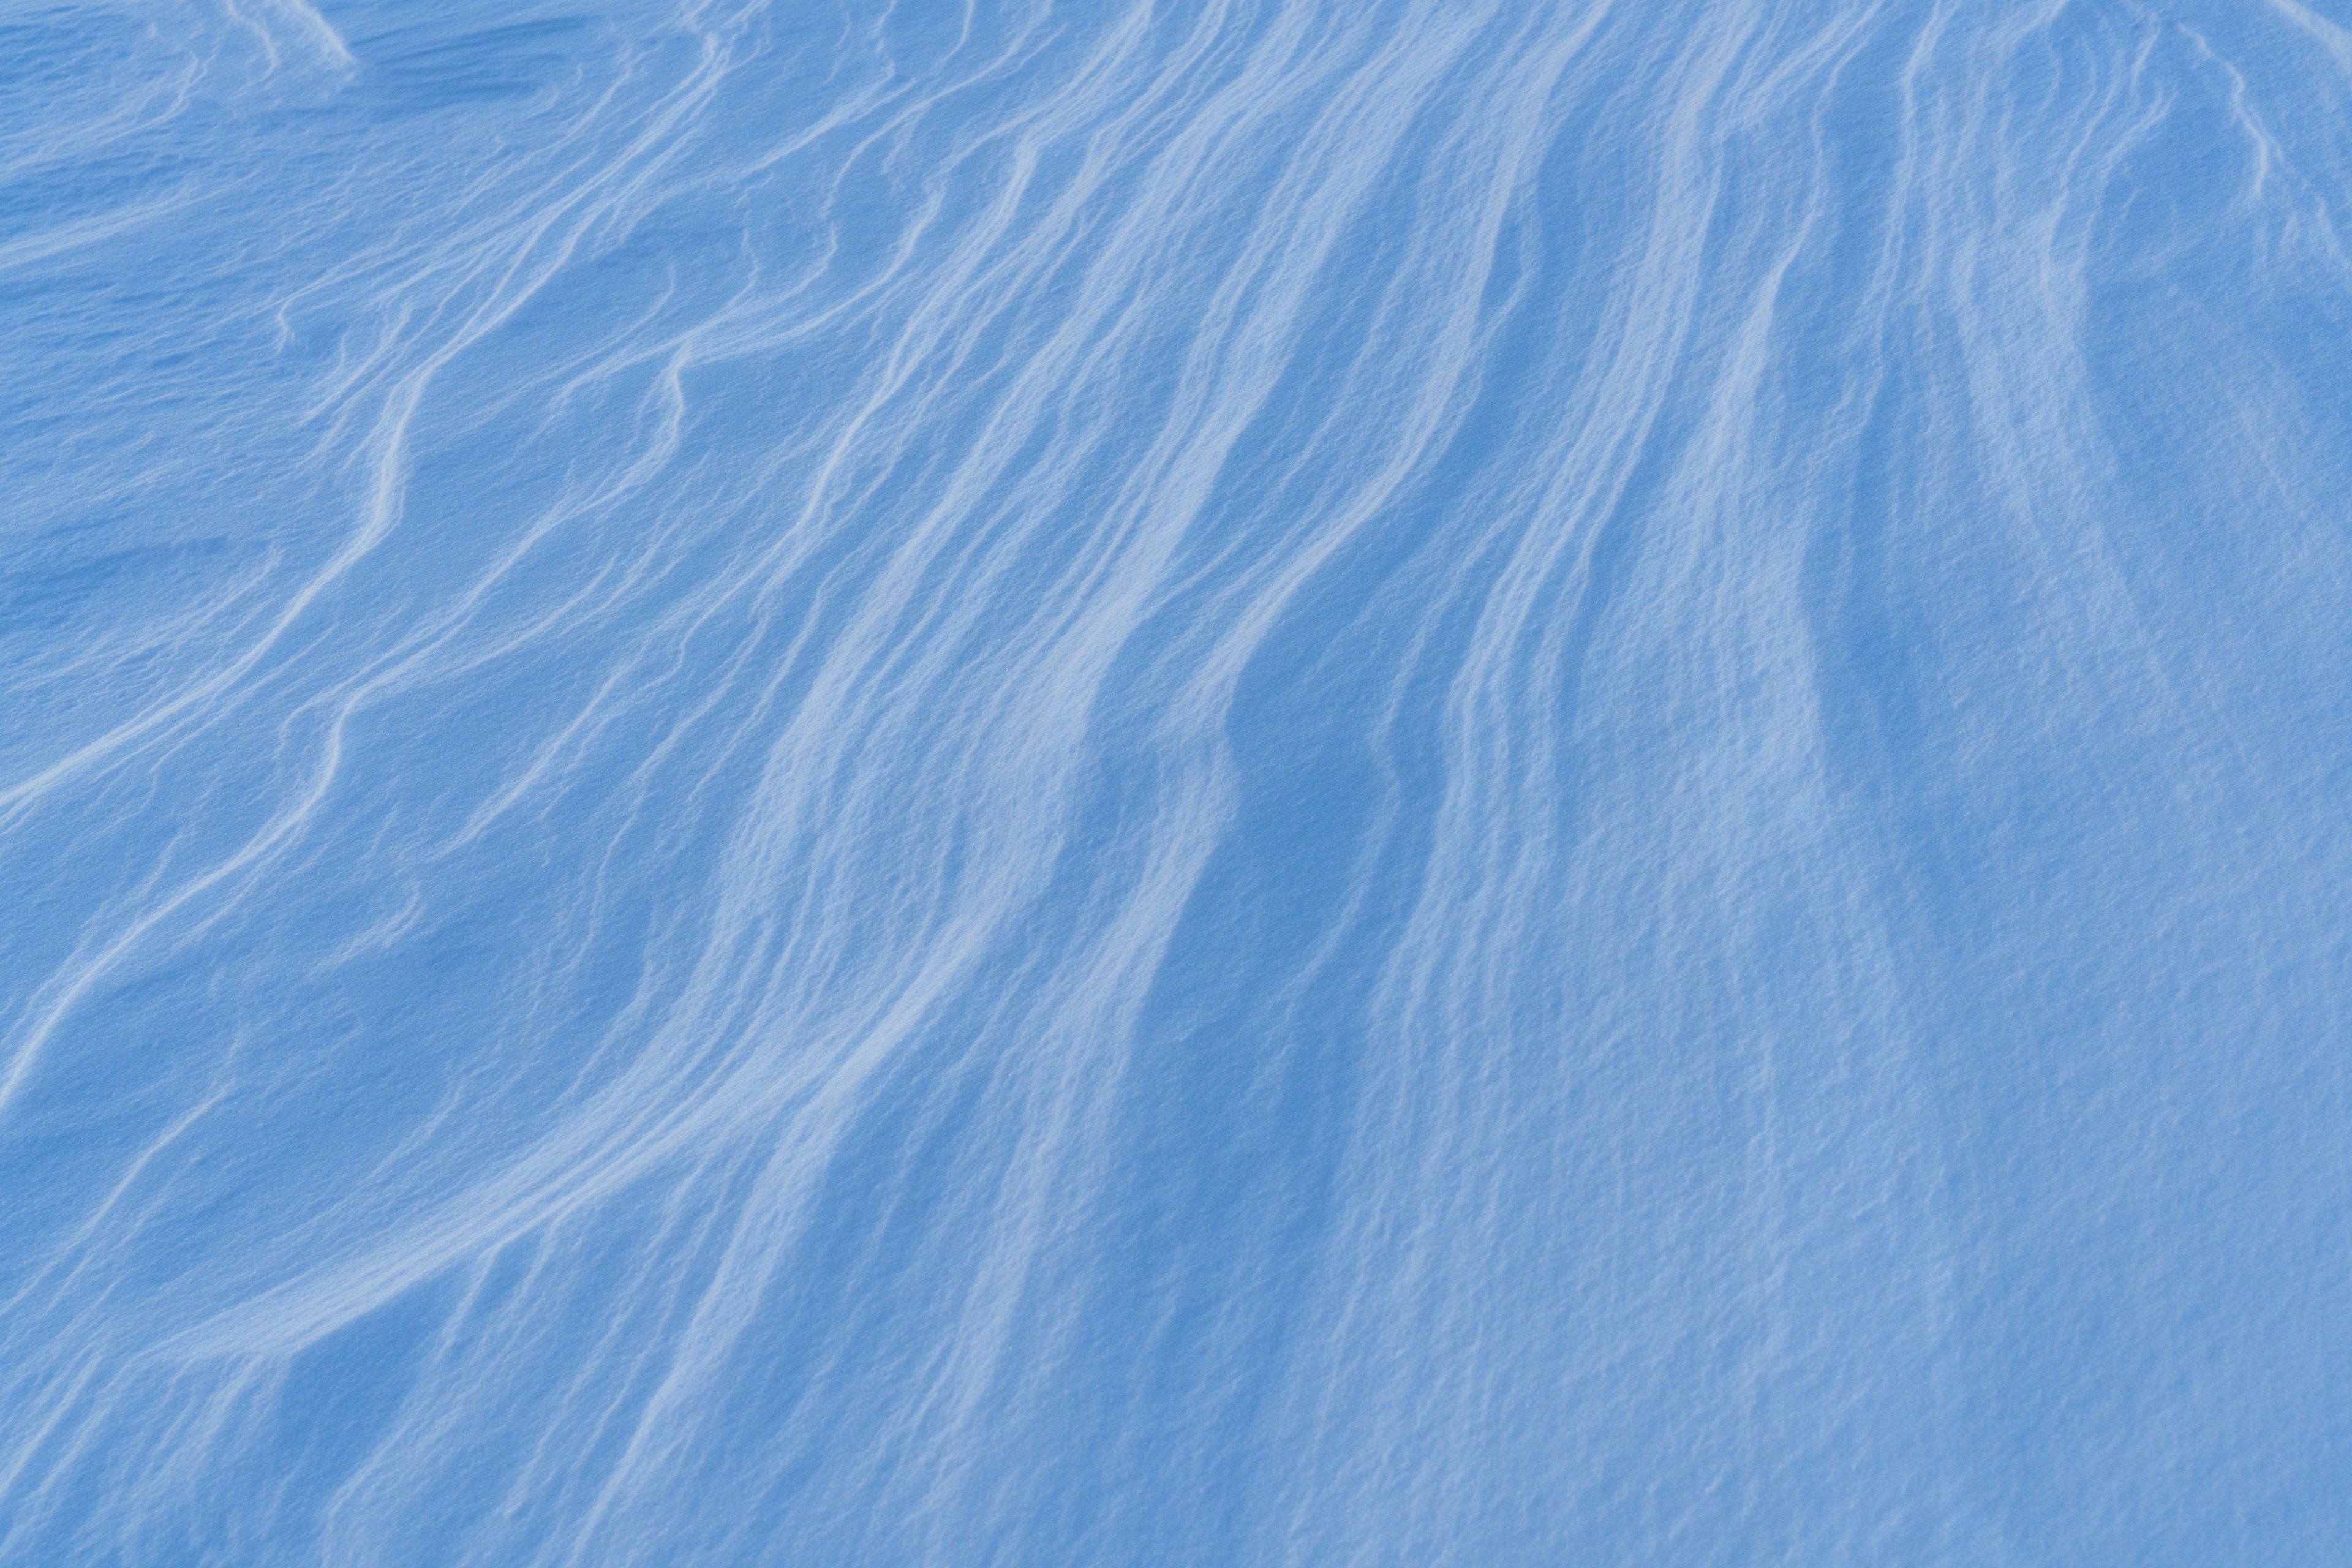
6, 2, 2352, 1562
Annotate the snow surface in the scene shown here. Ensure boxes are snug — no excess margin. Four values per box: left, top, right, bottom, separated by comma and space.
6, 2, 2352, 1562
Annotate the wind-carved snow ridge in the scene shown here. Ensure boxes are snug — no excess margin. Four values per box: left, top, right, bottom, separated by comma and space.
4, 1, 2351, 1562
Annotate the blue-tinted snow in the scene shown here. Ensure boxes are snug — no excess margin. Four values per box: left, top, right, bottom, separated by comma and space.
5, 2, 2351, 1562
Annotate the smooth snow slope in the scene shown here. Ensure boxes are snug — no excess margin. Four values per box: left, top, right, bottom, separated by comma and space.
5, 1, 2352, 1562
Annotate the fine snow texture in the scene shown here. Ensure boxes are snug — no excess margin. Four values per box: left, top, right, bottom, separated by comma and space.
6, 2, 2351, 1563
